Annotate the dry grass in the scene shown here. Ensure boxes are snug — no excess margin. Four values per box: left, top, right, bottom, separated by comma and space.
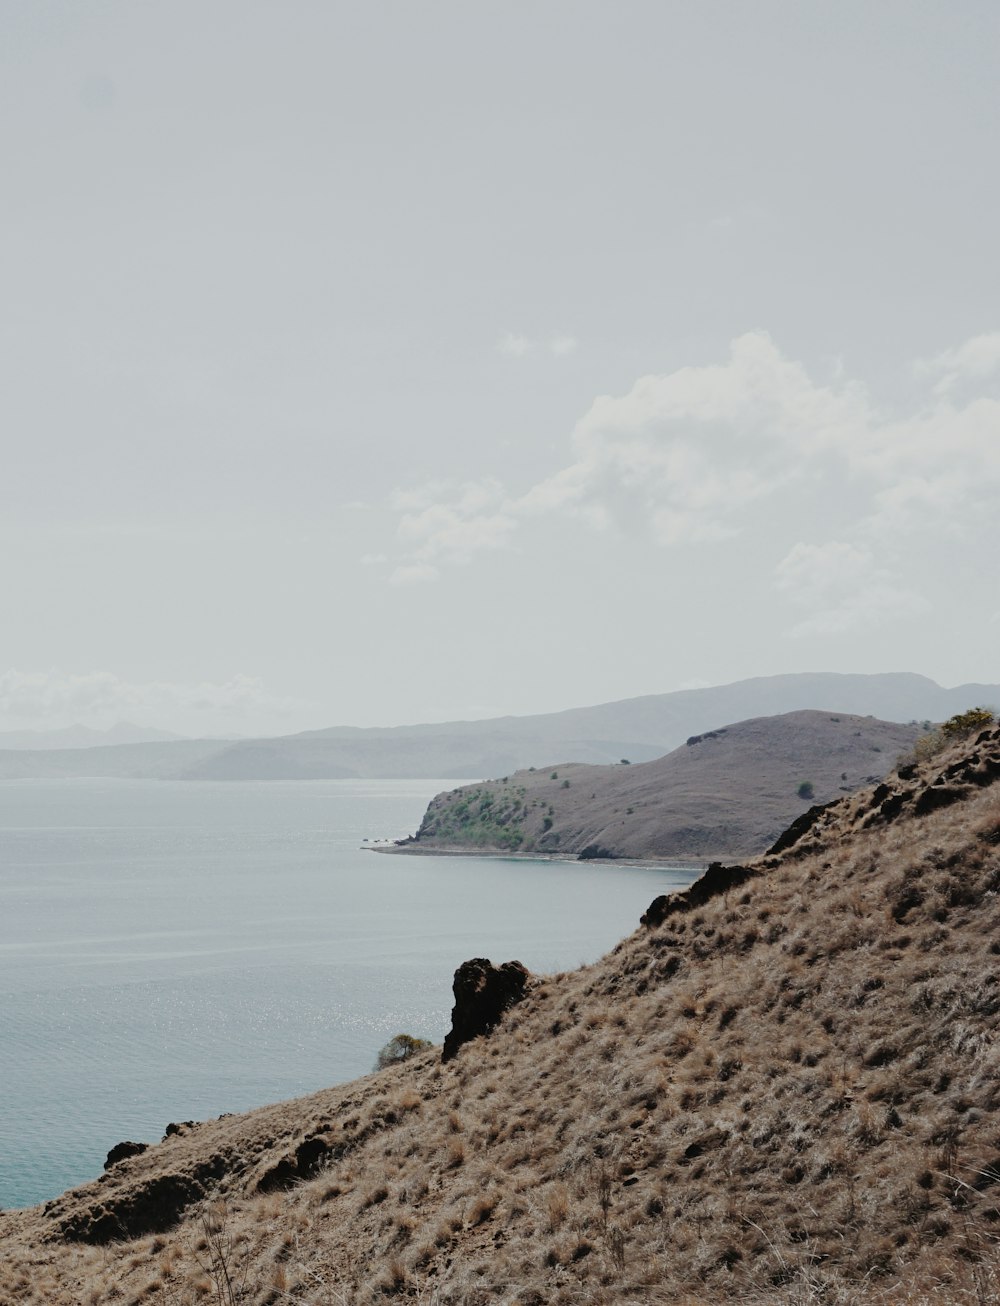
3, 727, 1000, 1304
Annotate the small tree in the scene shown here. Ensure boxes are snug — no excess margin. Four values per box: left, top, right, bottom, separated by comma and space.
797, 781, 815, 801
374, 1033, 432, 1071
911, 707, 996, 764
940, 707, 995, 739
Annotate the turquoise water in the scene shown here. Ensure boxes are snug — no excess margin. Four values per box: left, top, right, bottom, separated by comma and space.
0, 778, 697, 1209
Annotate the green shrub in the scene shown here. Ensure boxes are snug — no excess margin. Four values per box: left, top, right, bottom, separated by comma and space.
797, 781, 815, 801
909, 708, 996, 765
375, 1033, 433, 1071
941, 707, 995, 739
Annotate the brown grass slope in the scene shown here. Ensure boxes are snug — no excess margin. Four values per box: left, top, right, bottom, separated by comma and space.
4, 725, 1000, 1304
404, 710, 921, 862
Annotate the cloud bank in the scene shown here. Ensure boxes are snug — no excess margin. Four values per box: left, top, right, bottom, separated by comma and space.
389, 331, 1000, 634
0, 668, 302, 733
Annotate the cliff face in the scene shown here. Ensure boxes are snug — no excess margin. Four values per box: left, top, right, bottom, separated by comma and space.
404, 709, 921, 861
3, 725, 1000, 1304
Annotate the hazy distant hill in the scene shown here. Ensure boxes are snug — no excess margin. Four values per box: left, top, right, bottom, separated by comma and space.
0, 672, 995, 780
0, 739, 230, 780
402, 710, 922, 862
0, 722, 182, 750
171, 671, 1000, 779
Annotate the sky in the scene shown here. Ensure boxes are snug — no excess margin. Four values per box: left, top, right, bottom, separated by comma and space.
2, 1, 999, 737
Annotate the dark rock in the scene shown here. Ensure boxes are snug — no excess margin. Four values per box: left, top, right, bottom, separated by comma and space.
295, 1136, 331, 1176
686, 729, 727, 747
256, 1135, 334, 1193
163, 1121, 195, 1139
681, 1128, 728, 1161
442, 958, 530, 1062
879, 790, 911, 821
257, 1157, 299, 1193
914, 784, 968, 816
60, 1153, 229, 1243
642, 862, 757, 928
104, 1141, 148, 1170
767, 802, 837, 856
578, 844, 616, 861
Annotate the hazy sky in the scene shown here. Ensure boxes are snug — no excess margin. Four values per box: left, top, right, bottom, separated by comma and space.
3, 1, 999, 736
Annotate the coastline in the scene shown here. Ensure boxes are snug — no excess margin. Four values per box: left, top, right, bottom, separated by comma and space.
364, 840, 713, 869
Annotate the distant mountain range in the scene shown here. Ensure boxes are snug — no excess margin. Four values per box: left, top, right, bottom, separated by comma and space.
0, 721, 182, 750
399, 709, 922, 862
0, 672, 996, 781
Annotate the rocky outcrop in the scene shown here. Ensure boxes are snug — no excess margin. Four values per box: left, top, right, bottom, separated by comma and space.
442, 958, 531, 1062
641, 725, 1000, 929
56, 1154, 230, 1244
257, 1135, 334, 1193
641, 862, 757, 928
103, 1141, 148, 1170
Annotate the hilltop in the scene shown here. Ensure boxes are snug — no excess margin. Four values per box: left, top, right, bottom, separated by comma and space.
0, 671, 996, 780
401, 710, 921, 862
3, 719, 1000, 1303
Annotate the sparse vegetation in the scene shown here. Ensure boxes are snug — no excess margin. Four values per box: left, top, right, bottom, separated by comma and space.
374, 1034, 433, 1071
941, 705, 995, 738
409, 712, 919, 860
905, 707, 996, 766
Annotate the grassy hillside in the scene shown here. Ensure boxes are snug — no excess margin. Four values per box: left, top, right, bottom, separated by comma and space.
403, 710, 921, 862
3, 720, 1000, 1303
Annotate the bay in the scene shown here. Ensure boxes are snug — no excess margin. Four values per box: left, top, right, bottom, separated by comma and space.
0, 778, 698, 1209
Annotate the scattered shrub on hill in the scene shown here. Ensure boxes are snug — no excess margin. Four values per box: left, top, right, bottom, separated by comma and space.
374, 1034, 432, 1071
941, 706, 995, 738
906, 707, 996, 766
797, 781, 815, 800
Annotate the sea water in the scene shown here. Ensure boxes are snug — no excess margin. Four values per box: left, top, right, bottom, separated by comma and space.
0, 778, 698, 1209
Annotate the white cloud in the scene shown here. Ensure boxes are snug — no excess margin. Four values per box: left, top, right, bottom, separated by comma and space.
774, 541, 929, 636
393, 478, 517, 572
548, 334, 578, 356
498, 331, 532, 357
389, 331, 1000, 619
917, 332, 1000, 395
497, 331, 579, 358
388, 562, 440, 586
0, 668, 301, 731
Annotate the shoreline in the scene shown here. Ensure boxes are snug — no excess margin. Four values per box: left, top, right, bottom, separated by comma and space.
364, 841, 714, 870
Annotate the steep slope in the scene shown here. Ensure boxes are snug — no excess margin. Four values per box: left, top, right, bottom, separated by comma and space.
402, 710, 921, 861
3, 725, 1000, 1303
1, 671, 995, 780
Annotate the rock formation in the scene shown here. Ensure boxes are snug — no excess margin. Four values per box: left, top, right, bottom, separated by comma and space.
441, 957, 530, 1062
103, 1141, 148, 1170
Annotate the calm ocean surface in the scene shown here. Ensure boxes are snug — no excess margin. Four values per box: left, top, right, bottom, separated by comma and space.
0, 778, 698, 1209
